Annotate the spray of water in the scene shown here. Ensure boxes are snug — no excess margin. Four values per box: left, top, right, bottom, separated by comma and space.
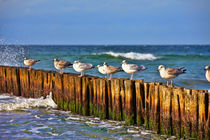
0, 45, 26, 66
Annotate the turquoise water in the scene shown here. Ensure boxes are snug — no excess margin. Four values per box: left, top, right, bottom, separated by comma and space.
0, 45, 209, 139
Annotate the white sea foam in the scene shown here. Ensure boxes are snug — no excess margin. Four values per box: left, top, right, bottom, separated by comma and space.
94, 51, 159, 60
0, 92, 57, 111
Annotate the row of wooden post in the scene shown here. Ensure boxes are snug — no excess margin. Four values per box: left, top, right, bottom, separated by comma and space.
0, 65, 209, 139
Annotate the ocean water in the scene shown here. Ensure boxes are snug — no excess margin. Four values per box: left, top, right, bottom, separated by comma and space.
0, 45, 210, 139
0, 93, 170, 139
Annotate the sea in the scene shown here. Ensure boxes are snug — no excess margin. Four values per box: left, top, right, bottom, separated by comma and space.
0, 45, 210, 139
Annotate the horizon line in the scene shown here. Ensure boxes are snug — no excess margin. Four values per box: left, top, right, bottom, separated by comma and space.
1, 43, 210, 46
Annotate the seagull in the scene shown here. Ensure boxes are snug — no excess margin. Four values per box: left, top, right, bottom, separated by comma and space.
73, 60, 94, 77
96, 65, 108, 78
54, 58, 72, 74
121, 60, 147, 80
103, 62, 122, 79
205, 66, 210, 82
158, 65, 186, 86
24, 57, 40, 70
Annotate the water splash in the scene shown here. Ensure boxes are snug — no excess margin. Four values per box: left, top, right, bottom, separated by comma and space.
0, 92, 57, 111
0, 45, 25, 66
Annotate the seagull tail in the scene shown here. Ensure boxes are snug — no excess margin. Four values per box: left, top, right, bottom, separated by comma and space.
179, 67, 186, 73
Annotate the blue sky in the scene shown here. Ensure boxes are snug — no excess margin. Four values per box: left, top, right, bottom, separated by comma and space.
0, 0, 210, 45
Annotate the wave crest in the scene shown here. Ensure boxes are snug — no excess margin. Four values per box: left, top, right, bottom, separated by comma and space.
94, 51, 159, 60
0, 92, 57, 111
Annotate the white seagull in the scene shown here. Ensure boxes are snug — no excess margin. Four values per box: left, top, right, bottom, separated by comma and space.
54, 58, 72, 74
158, 65, 186, 86
205, 66, 210, 82
121, 60, 147, 80
24, 57, 40, 70
73, 60, 94, 77
96, 64, 108, 78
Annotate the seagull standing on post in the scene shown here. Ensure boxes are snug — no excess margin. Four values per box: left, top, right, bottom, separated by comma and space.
121, 60, 147, 80
54, 58, 72, 74
158, 65, 186, 86
73, 60, 94, 77
103, 62, 122, 80
24, 57, 40, 70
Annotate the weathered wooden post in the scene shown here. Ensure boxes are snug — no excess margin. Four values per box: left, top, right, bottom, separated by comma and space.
89, 77, 94, 116
110, 79, 122, 121
63, 74, 70, 111
82, 77, 90, 116
159, 85, 172, 135
19, 68, 30, 98
75, 76, 82, 114
149, 83, 161, 132
171, 87, 183, 138
98, 79, 108, 119
124, 79, 136, 125
52, 72, 64, 110
135, 79, 145, 126
42, 71, 53, 97
0, 66, 8, 93
68, 75, 76, 112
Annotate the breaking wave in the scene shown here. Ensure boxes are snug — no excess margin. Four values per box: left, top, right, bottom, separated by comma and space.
93, 51, 159, 60
0, 92, 57, 111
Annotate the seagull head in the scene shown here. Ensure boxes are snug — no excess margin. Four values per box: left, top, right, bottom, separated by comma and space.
205, 66, 210, 70
54, 58, 58, 61
103, 62, 108, 66
158, 65, 165, 71
73, 60, 80, 64
96, 65, 101, 68
24, 57, 27, 60
121, 60, 127, 64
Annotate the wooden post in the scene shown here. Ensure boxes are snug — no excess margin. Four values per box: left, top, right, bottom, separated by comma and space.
172, 87, 183, 138
150, 83, 161, 132
159, 85, 172, 135
0, 66, 7, 93
75, 77, 82, 114
98, 79, 108, 119
124, 79, 136, 125
53, 72, 64, 110
82, 77, 90, 116
19, 68, 30, 98
63, 74, 70, 111
144, 82, 150, 128
135, 80, 145, 126
110, 79, 122, 121
89, 77, 94, 116
92, 78, 98, 116
69, 76, 76, 112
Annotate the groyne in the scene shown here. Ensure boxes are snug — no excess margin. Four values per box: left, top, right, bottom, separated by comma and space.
0, 65, 209, 139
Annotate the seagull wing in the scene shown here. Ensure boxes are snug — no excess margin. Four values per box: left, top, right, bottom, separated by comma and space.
166, 68, 180, 76
58, 60, 72, 67
78, 63, 93, 70
127, 64, 139, 70
107, 65, 122, 73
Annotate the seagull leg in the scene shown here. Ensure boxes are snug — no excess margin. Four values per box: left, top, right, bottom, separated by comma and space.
28, 66, 31, 70
171, 80, 173, 86
109, 74, 112, 80
130, 73, 133, 80
167, 81, 169, 86
79, 72, 83, 77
